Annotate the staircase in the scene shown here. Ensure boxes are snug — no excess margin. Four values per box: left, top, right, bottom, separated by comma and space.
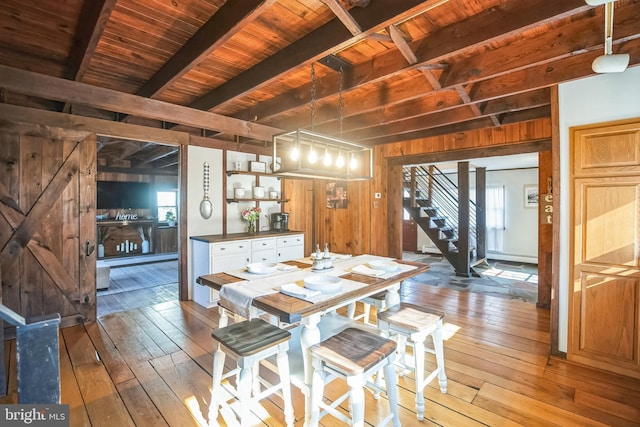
403, 165, 485, 277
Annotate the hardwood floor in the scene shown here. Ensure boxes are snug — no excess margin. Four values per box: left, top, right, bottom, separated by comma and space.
3, 283, 640, 426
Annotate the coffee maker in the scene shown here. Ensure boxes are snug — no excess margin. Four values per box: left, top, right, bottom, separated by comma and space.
270, 212, 289, 231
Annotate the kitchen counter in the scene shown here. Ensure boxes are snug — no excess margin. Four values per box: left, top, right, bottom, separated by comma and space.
190, 230, 303, 244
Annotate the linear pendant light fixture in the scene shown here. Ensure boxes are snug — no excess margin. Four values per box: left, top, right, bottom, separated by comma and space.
272, 64, 373, 181
586, 0, 629, 73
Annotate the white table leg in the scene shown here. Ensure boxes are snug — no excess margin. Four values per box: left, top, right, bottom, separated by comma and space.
300, 313, 322, 427
385, 283, 401, 308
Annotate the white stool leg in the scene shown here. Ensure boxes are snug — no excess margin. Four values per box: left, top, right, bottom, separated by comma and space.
397, 334, 409, 376
237, 363, 252, 426
413, 339, 426, 421
347, 302, 356, 319
208, 346, 226, 426
277, 346, 295, 427
362, 303, 371, 325
309, 359, 325, 427
346, 375, 365, 427
383, 353, 401, 427
433, 320, 448, 393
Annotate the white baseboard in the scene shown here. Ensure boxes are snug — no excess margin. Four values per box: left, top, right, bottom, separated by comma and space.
486, 252, 537, 264
97, 253, 178, 268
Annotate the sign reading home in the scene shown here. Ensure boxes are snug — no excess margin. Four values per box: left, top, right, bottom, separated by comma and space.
115, 212, 138, 221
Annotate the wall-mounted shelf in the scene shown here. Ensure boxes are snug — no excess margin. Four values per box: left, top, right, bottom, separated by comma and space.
226, 198, 289, 204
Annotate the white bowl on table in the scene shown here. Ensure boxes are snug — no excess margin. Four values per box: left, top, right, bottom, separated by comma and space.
303, 275, 342, 293
368, 260, 399, 273
246, 262, 277, 274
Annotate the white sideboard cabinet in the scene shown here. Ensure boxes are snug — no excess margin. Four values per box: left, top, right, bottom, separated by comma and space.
191, 232, 304, 308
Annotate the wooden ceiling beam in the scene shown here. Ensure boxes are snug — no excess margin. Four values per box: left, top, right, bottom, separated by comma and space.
365, 109, 550, 146
321, 0, 362, 35
0, 65, 282, 142
135, 0, 276, 100
345, 93, 545, 141
188, 0, 444, 111
234, 0, 588, 123
63, 0, 117, 113
133, 147, 179, 167
317, 88, 549, 135
438, 1, 640, 89
266, 2, 639, 134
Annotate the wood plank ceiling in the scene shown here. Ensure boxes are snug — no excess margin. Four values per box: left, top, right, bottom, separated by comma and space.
1, 0, 639, 173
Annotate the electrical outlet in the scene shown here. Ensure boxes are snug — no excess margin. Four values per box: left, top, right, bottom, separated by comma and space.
374, 192, 382, 199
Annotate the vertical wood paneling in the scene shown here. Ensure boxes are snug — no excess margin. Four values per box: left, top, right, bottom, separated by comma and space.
79, 133, 97, 321
19, 136, 43, 318
0, 123, 96, 329
537, 150, 552, 308
282, 178, 314, 256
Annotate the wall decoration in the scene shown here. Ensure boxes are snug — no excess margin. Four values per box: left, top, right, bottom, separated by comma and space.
326, 181, 348, 209
524, 185, 539, 208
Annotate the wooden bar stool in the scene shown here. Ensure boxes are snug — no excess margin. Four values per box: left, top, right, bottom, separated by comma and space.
308, 327, 400, 427
347, 291, 386, 324
377, 303, 447, 421
209, 318, 295, 427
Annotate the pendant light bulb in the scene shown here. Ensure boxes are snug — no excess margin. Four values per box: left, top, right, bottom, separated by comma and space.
308, 145, 317, 164
291, 145, 299, 161
323, 146, 332, 166
349, 153, 357, 170
336, 151, 345, 167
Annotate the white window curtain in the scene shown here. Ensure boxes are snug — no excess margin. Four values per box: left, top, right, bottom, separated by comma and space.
486, 185, 505, 252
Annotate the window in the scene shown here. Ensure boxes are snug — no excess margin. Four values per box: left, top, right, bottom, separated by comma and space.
157, 191, 177, 223
486, 185, 505, 251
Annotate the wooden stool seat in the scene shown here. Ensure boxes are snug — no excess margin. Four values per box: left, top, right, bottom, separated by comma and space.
209, 318, 294, 427
377, 302, 444, 333
309, 327, 401, 427
377, 302, 447, 421
212, 317, 291, 356
310, 327, 397, 375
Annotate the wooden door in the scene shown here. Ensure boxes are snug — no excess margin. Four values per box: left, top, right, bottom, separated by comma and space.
0, 122, 97, 327
402, 219, 417, 252
569, 120, 640, 379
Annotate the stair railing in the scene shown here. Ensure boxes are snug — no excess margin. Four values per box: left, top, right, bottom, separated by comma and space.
404, 165, 478, 248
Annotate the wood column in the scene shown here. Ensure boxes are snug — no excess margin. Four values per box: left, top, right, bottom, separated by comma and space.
456, 162, 470, 277
475, 167, 487, 262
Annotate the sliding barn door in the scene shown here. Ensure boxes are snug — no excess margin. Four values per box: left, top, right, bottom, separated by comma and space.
569, 120, 640, 379
0, 122, 97, 326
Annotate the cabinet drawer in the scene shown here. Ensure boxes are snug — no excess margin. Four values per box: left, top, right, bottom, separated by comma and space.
277, 234, 304, 248
211, 240, 250, 255
251, 238, 276, 251
252, 248, 277, 263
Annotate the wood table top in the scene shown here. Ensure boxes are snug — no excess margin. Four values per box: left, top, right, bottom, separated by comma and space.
196, 258, 429, 324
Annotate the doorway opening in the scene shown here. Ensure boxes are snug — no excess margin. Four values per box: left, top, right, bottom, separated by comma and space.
95, 136, 180, 317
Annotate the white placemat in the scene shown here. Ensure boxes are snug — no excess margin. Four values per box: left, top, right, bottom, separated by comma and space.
225, 263, 299, 281
277, 276, 368, 303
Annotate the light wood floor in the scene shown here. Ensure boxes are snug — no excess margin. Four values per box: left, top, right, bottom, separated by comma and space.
3, 282, 640, 426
